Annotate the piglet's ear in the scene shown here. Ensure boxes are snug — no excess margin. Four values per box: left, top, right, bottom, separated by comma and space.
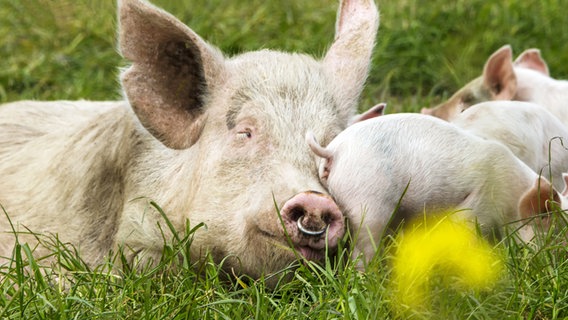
119, 0, 225, 149
514, 49, 550, 76
518, 177, 560, 231
482, 45, 517, 101
323, 0, 379, 122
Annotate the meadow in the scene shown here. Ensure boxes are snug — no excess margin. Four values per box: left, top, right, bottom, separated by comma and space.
1, 0, 568, 318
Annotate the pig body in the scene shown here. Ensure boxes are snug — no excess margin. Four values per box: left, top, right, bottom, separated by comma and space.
451, 101, 568, 190
308, 113, 563, 263
422, 45, 568, 124
0, 0, 379, 280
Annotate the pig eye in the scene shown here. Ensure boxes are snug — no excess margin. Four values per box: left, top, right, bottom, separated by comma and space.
236, 129, 253, 140
461, 94, 475, 106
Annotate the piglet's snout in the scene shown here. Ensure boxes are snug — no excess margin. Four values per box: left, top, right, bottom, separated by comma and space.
281, 191, 345, 254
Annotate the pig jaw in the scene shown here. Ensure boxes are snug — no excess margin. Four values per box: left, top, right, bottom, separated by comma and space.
192, 189, 345, 279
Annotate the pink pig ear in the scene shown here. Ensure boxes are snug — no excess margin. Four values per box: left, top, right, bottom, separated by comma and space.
482, 44, 517, 100
118, 0, 225, 150
306, 132, 333, 159
518, 177, 560, 231
323, 0, 379, 121
514, 48, 550, 76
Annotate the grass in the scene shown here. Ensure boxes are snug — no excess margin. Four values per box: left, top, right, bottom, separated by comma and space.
2, 0, 568, 318
2, 209, 568, 319
2, 0, 567, 109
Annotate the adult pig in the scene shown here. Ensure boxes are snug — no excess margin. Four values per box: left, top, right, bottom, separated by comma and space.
307, 114, 565, 263
0, 0, 379, 280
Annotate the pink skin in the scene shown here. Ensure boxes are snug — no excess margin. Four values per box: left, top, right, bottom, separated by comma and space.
280, 191, 345, 260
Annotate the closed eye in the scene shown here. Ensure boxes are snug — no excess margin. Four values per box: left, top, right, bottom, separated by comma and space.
236, 129, 252, 140
461, 93, 476, 106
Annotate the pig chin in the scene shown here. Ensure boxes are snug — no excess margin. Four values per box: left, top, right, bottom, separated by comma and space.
249, 219, 340, 268
252, 223, 331, 263
297, 246, 326, 261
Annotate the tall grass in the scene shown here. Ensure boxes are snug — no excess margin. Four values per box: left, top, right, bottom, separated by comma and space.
2, 0, 568, 318
3, 208, 568, 318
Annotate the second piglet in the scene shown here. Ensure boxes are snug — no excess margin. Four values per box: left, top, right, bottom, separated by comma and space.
307, 113, 566, 264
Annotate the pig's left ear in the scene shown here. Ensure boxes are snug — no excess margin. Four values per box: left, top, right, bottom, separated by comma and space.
323, 0, 379, 122
118, 0, 225, 149
518, 177, 560, 230
482, 45, 517, 101
514, 49, 550, 76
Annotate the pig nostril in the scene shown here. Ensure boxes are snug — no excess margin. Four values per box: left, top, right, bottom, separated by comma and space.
297, 216, 327, 237
321, 211, 333, 225
289, 206, 306, 222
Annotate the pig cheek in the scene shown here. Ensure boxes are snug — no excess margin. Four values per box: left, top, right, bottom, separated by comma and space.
243, 214, 298, 261
196, 132, 270, 216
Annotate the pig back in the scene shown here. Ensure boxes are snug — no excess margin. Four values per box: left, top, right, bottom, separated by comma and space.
451, 101, 568, 190
325, 113, 527, 226
0, 100, 150, 265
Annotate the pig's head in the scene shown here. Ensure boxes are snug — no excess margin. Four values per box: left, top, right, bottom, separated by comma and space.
421, 45, 554, 121
117, 0, 379, 279
421, 45, 518, 120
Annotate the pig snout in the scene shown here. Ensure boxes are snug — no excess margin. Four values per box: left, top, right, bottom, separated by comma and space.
281, 191, 345, 260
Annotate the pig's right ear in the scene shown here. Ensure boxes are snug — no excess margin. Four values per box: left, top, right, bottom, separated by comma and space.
482, 45, 517, 101
323, 0, 379, 122
118, 0, 225, 149
514, 49, 550, 76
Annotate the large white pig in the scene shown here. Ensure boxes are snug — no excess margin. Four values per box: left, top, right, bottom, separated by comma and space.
0, 0, 379, 280
421, 45, 568, 124
307, 113, 565, 263
451, 101, 568, 190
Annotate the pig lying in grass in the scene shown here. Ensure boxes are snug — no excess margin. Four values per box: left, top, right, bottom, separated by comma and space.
0, 0, 379, 281
451, 101, 568, 190
421, 45, 568, 124
307, 113, 566, 263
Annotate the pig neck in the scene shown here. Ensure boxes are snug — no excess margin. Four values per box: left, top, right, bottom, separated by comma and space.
514, 68, 568, 123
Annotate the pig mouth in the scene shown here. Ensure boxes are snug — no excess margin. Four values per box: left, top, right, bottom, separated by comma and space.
296, 245, 327, 261
257, 228, 330, 262
293, 232, 335, 261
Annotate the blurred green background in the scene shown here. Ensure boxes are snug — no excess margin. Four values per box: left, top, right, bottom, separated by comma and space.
1, 0, 567, 113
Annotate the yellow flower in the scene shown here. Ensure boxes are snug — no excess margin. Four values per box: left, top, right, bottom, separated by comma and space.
391, 212, 503, 312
